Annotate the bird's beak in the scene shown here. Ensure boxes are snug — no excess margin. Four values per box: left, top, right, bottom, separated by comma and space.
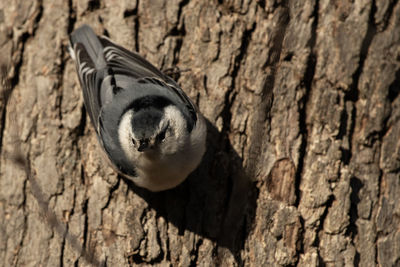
138, 139, 149, 152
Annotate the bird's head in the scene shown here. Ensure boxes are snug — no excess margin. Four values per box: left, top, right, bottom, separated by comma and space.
130, 107, 169, 152
119, 105, 189, 159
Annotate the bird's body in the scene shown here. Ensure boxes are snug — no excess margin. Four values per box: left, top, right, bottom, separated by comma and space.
69, 25, 206, 191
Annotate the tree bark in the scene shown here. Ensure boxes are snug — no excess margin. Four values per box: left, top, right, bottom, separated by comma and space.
1, 0, 400, 266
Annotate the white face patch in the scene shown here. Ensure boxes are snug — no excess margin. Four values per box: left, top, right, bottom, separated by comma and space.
149, 106, 187, 156
118, 110, 135, 157
163, 105, 187, 138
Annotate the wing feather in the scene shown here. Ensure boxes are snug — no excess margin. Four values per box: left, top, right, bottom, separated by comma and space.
99, 36, 198, 126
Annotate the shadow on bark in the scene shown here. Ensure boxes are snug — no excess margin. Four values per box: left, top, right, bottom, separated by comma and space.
124, 119, 255, 261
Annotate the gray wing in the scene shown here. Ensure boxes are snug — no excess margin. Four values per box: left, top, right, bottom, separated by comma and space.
98, 36, 198, 128
69, 25, 117, 130
69, 25, 197, 131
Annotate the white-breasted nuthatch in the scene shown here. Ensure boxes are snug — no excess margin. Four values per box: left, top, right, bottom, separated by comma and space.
69, 25, 206, 191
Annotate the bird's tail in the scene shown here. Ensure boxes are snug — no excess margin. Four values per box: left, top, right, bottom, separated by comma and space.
69, 24, 107, 69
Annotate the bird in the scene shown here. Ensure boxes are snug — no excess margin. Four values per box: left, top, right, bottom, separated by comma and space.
69, 24, 207, 192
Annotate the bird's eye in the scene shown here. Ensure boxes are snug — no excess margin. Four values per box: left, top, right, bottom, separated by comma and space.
131, 138, 136, 145
157, 129, 167, 143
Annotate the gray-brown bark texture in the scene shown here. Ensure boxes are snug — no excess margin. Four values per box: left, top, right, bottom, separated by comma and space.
1, 0, 400, 266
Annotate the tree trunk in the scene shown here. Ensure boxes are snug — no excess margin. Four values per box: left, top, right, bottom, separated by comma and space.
1, 0, 400, 266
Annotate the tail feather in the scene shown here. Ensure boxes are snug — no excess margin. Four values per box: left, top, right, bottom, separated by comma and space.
69, 24, 107, 69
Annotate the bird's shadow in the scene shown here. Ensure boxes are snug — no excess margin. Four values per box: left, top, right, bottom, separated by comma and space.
124, 119, 257, 259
